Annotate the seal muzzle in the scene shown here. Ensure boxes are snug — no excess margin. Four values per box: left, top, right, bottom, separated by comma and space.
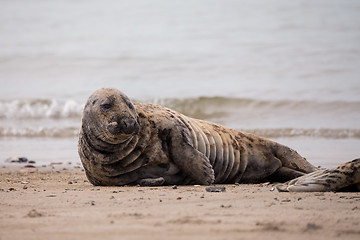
108, 117, 139, 135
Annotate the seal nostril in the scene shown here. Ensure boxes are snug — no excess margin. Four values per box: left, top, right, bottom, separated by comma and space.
121, 118, 139, 134
109, 122, 118, 127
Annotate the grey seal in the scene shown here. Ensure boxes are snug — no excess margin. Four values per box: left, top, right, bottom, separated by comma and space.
78, 88, 359, 192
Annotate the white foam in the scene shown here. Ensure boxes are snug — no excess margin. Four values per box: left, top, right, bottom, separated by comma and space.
0, 99, 84, 119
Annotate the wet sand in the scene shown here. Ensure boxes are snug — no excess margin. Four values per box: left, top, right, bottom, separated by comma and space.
0, 165, 359, 240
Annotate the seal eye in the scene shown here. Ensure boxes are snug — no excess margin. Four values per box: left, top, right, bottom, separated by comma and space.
127, 102, 134, 110
100, 103, 112, 111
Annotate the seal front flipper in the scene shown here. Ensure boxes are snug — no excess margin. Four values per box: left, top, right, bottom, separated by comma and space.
170, 127, 215, 185
277, 158, 360, 192
137, 177, 165, 186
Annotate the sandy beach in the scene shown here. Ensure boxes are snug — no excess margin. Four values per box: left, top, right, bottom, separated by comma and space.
0, 165, 359, 240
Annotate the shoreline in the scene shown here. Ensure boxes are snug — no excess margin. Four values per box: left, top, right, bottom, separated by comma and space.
1, 165, 359, 240
1, 136, 360, 169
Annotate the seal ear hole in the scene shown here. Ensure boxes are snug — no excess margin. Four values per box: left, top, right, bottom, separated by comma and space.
92, 100, 97, 105
120, 95, 135, 110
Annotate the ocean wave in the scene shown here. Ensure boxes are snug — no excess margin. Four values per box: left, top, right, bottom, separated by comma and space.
1, 126, 359, 139
244, 128, 360, 139
0, 99, 84, 119
1, 96, 359, 121
0, 127, 80, 138
150, 96, 360, 120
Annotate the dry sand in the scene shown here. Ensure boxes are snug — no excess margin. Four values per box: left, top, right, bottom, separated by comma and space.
0, 165, 359, 240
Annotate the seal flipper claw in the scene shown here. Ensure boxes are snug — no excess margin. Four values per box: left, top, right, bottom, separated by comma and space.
276, 158, 360, 192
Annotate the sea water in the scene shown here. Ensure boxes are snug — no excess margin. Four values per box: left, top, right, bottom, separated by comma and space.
1, 0, 359, 167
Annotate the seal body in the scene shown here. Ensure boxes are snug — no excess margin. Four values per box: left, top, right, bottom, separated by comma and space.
78, 88, 359, 191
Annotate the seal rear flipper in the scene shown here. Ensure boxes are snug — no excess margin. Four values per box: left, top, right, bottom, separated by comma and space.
276, 158, 360, 192
265, 166, 306, 183
272, 143, 318, 173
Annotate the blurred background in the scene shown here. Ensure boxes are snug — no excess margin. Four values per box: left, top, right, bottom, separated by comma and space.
1, 0, 359, 167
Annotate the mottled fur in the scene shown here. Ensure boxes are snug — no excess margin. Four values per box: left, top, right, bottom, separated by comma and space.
78, 88, 360, 192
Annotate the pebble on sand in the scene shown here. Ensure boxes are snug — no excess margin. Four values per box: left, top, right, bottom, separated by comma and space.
205, 186, 226, 192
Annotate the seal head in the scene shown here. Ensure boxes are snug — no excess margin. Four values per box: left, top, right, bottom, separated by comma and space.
82, 88, 140, 145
